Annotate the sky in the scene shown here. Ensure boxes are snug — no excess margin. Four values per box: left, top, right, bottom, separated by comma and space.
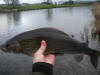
0, 0, 96, 4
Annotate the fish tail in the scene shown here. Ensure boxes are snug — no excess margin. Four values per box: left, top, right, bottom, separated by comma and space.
89, 50, 100, 68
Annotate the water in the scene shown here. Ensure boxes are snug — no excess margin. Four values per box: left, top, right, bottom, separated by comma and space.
0, 6, 100, 75
0, 6, 96, 47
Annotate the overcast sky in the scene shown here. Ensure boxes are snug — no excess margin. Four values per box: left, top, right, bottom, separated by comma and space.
0, 0, 96, 4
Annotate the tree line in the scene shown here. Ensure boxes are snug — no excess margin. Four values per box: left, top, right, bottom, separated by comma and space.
4, 0, 100, 6
4, 0, 20, 5
4, 0, 73, 5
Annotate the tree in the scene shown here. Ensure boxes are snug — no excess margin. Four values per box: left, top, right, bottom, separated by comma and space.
69, 0, 73, 4
4, 0, 12, 5
4, 0, 20, 6
12, 0, 20, 6
47, 0, 52, 4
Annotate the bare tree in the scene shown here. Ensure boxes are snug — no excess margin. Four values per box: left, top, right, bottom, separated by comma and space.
4, 0, 20, 6
4, 0, 12, 5
12, 0, 20, 6
69, 0, 73, 4
47, 0, 52, 4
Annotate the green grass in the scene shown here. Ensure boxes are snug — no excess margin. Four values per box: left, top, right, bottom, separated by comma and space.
18, 4, 91, 10
0, 4, 91, 12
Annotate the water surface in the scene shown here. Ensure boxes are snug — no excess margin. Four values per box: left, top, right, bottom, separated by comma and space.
0, 6, 98, 50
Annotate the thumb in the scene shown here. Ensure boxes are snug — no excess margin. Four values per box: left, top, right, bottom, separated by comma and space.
36, 40, 47, 54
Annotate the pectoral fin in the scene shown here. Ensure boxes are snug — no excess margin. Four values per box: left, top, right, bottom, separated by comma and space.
73, 54, 84, 62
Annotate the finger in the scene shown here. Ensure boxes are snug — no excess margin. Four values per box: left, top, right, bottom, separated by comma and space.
46, 54, 55, 65
46, 54, 55, 60
33, 54, 44, 64
36, 40, 47, 54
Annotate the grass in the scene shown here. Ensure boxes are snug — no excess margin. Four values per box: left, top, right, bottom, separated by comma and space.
0, 4, 91, 12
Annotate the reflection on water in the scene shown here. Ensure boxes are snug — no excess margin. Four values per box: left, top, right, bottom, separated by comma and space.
90, 2, 100, 50
91, 17, 100, 50
46, 9, 53, 20
0, 12, 21, 45
92, 19, 100, 38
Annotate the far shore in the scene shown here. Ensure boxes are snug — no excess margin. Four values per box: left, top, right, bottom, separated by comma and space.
0, 4, 92, 13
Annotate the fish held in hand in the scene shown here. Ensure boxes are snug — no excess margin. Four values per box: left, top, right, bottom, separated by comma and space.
0, 27, 100, 68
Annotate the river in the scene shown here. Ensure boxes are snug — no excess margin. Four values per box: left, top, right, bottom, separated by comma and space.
0, 6, 100, 75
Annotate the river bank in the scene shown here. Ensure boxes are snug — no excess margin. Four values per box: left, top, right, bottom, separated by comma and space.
0, 4, 92, 13
93, 2, 100, 19
92, 2, 100, 35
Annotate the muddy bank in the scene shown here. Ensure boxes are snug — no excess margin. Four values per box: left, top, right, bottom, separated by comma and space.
0, 50, 100, 75
0, 9, 18, 13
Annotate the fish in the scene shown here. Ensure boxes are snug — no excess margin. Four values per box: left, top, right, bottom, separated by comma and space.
0, 27, 100, 68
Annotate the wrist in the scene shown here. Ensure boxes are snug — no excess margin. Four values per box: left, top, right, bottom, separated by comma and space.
32, 62, 53, 75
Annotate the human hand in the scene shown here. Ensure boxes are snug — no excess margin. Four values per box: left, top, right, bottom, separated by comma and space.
33, 40, 55, 66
